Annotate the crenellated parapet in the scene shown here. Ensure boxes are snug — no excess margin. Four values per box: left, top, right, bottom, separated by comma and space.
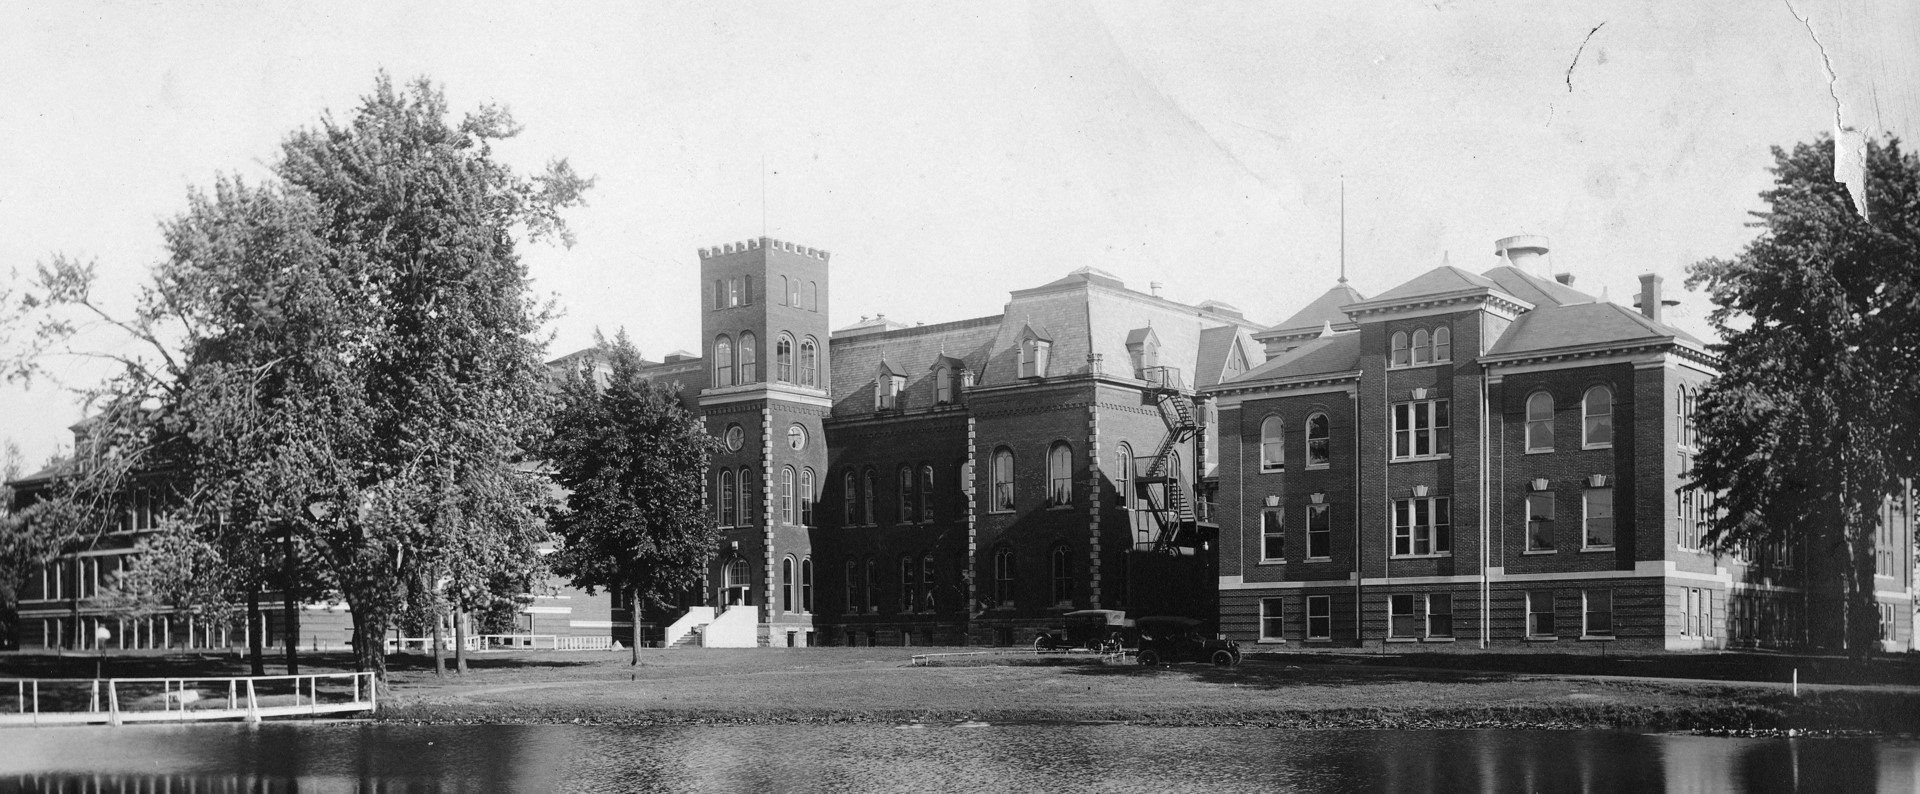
699, 236, 831, 261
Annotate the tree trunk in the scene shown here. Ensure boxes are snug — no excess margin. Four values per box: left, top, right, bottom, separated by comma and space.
350, 610, 387, 694
1847, 501, 1881, 661
630, 589, 641, 666
431, 611, 445, 677
454, 608, 467, 674
247, 588, 265, 677
283, 524, 299, 675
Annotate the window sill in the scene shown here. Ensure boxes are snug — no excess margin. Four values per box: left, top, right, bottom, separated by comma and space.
1582, 443, 1613, 451
986, 509, 1015, 516
1256, 638, 1287, 644
1389, 455, 1452, 464
1303, 556, 1332, 563
1580, 546, 1615, 553
1304, 637, 1334, 643
1305, 464, 1330, 471
1260, 467, 1285, 474
1046, 505, 1074, 511
1386, 637, 1418, 643
1522, 549, 1557, 556
1421, 637, 1455, 643
1525, 448, 1553, 455
1258, 559, 1286, 565
1389, 553, 1453, 560
1525, 636, 1558, 643
1387, 361, 1452, 372
1578, 635, 1615, 642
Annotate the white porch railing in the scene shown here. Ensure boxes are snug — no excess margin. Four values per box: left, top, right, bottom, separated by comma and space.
0, 672, 377, 727
390, 634, 616, 652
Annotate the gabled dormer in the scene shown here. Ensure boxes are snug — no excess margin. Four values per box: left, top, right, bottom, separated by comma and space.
874, 359, 908, 411
929, 354, 969, 405
1124, 327, 1161, 378
1017, 324, 1053, 379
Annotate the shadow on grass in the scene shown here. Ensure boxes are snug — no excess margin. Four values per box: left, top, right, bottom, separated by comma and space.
1055, 657, 1519, 690
0, 651, 603, 679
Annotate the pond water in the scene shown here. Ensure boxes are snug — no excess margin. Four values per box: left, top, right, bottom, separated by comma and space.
0, 722, 1915, 793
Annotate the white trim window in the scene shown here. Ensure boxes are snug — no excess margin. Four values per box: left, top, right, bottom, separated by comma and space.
1261, 509, 1285, 562
800, 469, 816, 527
1525, 391, 1554, 453
1426, 594, 1453, 637
1525, 492, 1555, 552
1260, 416, 1285, 472
780, 467, 796, 525
1389, 594, 1419, 638
1411, 329, 1431, 365
1392, 400, 1451, 459
1306, 503, 1331, 559
992, 546, 1015, 606
1047, 442, 1074, 507
1583, 590, 1614, 637
1583, 488, 1615, 549
1307, 595, 1332, 639
1527, 591, 1556, 638
1391, 332, 1410, 367
1393, 497, 1451, 556
1306, 412, 1330, 468
990, 448, 1016, 513
1583, 385, 1614, 448
1259, 597, 1285, 641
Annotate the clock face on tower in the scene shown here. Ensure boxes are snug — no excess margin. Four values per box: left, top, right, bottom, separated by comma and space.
787, 423, 808, 451
724, 424, 744, 452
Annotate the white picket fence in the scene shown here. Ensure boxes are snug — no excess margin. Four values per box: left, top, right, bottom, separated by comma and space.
390, 634, 615, 653
0, 672, 377, 727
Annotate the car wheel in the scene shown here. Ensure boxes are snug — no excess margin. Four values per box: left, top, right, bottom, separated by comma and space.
1034, 636, 1050, 652
1211, 649, 1238, 668
1138, 649, 1163, 666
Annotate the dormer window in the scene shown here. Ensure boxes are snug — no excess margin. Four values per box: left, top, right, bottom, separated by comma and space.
1021, 339, 1051, 378
931, 356, 966, 405
935, 367, 954, 404
875, 361, 907, 410
1125, 327, 1160, 378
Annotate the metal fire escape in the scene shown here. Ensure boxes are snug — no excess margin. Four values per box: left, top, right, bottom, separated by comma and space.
1134, 366, 1199, 555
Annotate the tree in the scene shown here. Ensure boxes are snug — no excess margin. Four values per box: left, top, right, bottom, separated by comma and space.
1686, 135, 1920, 658
544, 332, 721, 665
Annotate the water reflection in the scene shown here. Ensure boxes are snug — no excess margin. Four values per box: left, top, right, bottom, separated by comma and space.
1, 724, 1914, 793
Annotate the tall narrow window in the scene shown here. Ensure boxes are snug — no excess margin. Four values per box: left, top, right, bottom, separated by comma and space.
1047, 442, 1073, 507
728, 277, 741, 307
1525, 492, 1555, 552
719, 469, 737, 527
865, 558, 877, 612
1259, 598, 1285, 641
1261, 416, 1285, 472
789, 277, 801, 307
1307, 503, 1331, 558
1583, 386, 1614, 448
713, 335, 735, 388
800, 469, 816, 526
1527, 591, 1556, 637
843, 468, 858, 525
800, 338, 819, 387
737, 467, 754, 526
776, 334, 795, 383
897, 465, 915, 524
1390, 332, 1410, 367
737, 332, 758, 383
742, 275, 753, 305
990, 448, 1015, 512
1525, 392, 1554, 452
782, 557, 795, 612
844, 558, 857, 614
919, 464, 935, 522
935, 366, 954, 404
993, 546, 1015, 605
1307, 596, 1331, 639
779, 276, 789, 305
714, 279, 724, 310
1261, 509, 1285, 561
1583, 590, 1614, 637
808, 281, 819, 312
800, 557, 814, 612
1426, 594, 1453, 637
1411, 329, 1431, 364
1432, 326, 1451, 362
1583, 488, 1614, 549
1020, 339, 1050, 378
1389, 594, 1419, 637
1050, 546, 1073, 605
900, 556, 917, 613
1116, 443, 1136, 509
780, 467, 796, 525
863, 468, 878, 527
1306, 413, 1330, 468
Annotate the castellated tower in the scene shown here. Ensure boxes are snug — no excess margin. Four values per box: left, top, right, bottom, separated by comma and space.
697, 237, 832, 647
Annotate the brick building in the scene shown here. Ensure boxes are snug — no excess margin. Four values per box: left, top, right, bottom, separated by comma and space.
1206, 235, 1915, 653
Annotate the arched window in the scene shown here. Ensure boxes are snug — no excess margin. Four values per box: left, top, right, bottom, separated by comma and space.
844, 557, 858, 615
781, 556, 795, 612
779, 276, 789, 305
1675, 385, 1688, 447
713, 279, 724, 311
776, 334, 795, 383
1260, 416, 1285, 472
800, 338, 819, 387
1411, 329, 1431, 365
990, 448, 1015, 512
1583, 385, 1614, 447
737, 332, 758, 383
742, 275, 753, 305
725, 558, 752, 606
864, 557, 877, 611
713, 335, 734, 387
800, 557, 814, 612
1526, 392, 1555, 452
992, 546, 1015, 605
900, 555, 917, 613
800, 469, 816, 526
1116, 443, 1135, 509
843, 468, 858, 525
897, 464, 915, 524
737, 467, 754, 526
1433, 326, 1452, 362
1306, 412, 1331, 467
719, 469, 736, 527
922, 553, 938, 611
1047, 442, 1073, 507
862, 467, 878, 527
934, 366, 953, 404
919, 464, 935, 522
1050, 545, 1073, 606
1390, 331, 1409, 367
808, 281, 819, 312
780, 467, 796, 525
788, 278, 801, 307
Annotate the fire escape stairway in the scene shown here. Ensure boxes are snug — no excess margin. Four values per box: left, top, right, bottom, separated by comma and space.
1134, 371, 1199, 555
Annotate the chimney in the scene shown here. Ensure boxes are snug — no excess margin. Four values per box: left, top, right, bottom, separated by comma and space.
1637, 273, 1664, 323
1149, 281, 1164, 297
1494, 235, 1552, 279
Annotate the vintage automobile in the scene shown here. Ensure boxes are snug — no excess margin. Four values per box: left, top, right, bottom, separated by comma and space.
1033, 609, 1132, 653
1133, 616, 1240, 667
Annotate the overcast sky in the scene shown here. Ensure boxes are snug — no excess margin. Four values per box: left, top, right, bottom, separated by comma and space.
3, 0, 1916, 468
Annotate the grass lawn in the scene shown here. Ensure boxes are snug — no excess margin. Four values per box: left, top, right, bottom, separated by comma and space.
6, 646, 1915, 731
